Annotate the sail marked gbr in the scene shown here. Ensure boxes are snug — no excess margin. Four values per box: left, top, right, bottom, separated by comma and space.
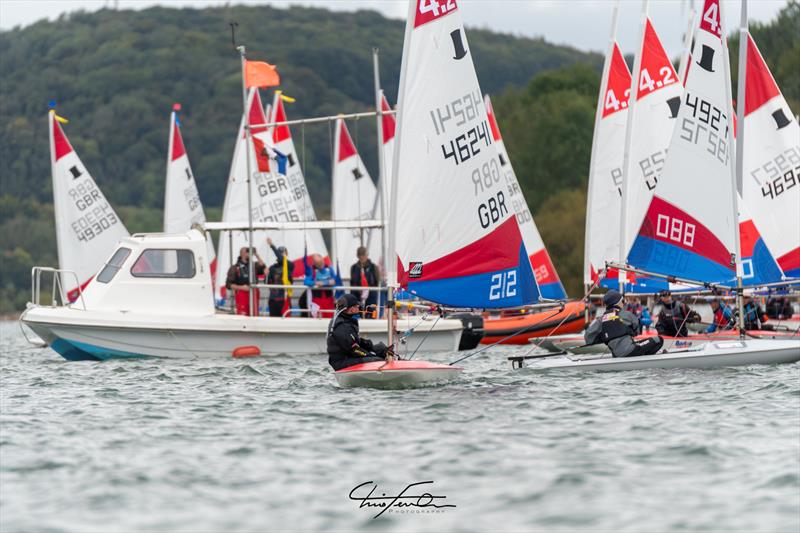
393, 0, 539, 307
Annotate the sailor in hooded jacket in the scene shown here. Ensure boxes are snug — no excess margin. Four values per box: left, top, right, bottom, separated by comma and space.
327, 293, 389, 370
586, 290, 664, 358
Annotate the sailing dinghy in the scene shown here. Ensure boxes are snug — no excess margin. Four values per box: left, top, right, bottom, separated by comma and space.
337, 0, 541, 386
335, 360, 461, 389
164, 105, 217, 281
48, 109, 129, 301
516, 0, 800, 372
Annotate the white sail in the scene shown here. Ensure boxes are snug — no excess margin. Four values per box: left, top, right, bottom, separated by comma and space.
390, 0, 539, 308
215, 89, 314, 302
163, 108, 217, 282
741, 34, 800, 279
269, 93, 327, 239
621, 16, 684, 260
584, 32, 631, 287
331, 118, 379, 277
627, 0, 738, 284
49, 111, 129, 300
485, 94, 567, 300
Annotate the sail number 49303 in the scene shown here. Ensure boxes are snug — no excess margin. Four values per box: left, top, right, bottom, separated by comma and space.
489, 270, 516, 301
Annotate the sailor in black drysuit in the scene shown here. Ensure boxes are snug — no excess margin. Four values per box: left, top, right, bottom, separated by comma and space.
586, 290, 663, 358
327, 293, 390, 370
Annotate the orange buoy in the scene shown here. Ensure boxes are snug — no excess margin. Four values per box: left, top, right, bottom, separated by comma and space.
232, 345, 261, 358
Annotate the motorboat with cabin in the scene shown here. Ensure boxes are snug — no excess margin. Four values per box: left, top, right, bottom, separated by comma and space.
20, 230, 465, 360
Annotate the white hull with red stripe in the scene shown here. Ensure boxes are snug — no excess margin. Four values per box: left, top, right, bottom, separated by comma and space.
334, 360, 462, 389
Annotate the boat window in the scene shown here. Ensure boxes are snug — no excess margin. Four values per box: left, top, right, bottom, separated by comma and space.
96, 247, 132, 284
131, 249, 196, 278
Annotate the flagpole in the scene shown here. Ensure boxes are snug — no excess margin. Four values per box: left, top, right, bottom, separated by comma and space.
238, 45, 256, 316
733, 0, 749, 335
373, 48, 393, 352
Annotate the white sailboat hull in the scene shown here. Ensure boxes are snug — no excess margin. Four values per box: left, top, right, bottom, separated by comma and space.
515, 339, 800, 371
21, 307, 462, 361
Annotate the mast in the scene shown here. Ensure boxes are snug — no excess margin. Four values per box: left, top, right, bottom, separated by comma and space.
618, 0, 650, 293
372, 48, 389, 314
238, 45, 256, 316
385, 0, 417, 355
732, 0, 748, 334
584, 0, 620, 304
678, 2, 696, 83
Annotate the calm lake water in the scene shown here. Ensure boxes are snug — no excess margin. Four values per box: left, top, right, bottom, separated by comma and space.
2, 320, 799, 532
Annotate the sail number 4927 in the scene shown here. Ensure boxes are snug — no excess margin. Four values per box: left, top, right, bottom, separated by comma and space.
489, 270, 516, 301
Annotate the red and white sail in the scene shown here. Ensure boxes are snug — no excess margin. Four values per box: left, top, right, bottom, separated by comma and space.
741, 34, 800, 279
367, 92, 397, 266
215, 89, 325, 301
737, 194, 784, 285
485, 94, 567, 300
331, 118, 379, 277
621, 16, 684, 260
584, 31, 631, 287
269, 93, 325, 229
627, 0, 738, 284
389, 0, 540, 307
163, 108, 216, 281
49, 111, 129, 300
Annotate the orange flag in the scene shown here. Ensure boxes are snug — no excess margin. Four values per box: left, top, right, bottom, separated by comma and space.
245, 60, 280, 88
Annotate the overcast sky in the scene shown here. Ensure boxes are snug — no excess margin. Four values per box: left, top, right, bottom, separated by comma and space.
0, 0, 789, 58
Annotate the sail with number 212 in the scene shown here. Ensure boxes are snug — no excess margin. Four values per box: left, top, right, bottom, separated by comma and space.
390, 0, 540, 307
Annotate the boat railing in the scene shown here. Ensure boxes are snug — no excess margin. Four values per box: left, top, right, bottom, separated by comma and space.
30, 267, 87, 311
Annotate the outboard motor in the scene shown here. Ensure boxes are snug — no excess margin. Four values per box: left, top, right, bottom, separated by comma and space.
448, 312, 484, 350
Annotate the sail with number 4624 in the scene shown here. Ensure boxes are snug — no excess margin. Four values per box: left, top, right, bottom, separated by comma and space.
390, 0, 540, 308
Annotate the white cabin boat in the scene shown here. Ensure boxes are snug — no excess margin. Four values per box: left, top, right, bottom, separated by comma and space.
20, 230, 463, 361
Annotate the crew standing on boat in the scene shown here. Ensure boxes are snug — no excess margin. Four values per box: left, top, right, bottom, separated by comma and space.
225, 246, 266, 316
304, 254, 336, 315
597, 290, 663, 357
327, 294, 391, 370
266, 237, 292, 317
350, 246, 380, 314
655, 291, 698, 337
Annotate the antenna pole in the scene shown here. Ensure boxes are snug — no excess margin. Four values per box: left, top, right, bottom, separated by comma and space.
238, 45, 256, 316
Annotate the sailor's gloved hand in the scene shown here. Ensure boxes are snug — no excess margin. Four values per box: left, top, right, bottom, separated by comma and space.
351, 344, 369, 357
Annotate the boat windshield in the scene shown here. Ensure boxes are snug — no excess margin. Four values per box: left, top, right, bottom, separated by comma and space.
96, 247, 132, 284
130, 249, 195, 279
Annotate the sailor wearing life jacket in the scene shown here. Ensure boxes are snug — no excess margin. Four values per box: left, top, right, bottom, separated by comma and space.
327, 294, 391, 370
706, 299, 735, 333
597, 290, 663, 358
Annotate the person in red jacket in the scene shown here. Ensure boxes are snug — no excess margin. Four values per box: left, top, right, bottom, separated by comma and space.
225, 246, 266, 316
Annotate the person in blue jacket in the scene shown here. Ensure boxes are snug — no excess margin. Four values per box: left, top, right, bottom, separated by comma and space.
304, 253, 336, 315
706, 299, 735, 333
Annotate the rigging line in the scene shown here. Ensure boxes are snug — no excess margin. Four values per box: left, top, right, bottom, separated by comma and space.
406, 313, 442, 361
518, 277, 602, 358
447, 307, 564, 366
